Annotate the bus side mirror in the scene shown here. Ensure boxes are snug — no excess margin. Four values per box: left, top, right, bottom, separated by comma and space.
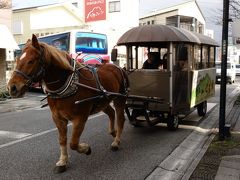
111, 48, 118, 62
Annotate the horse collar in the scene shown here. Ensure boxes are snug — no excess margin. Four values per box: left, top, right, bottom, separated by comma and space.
44, 58, 79, 98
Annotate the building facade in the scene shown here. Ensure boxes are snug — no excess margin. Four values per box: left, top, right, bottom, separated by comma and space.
139, 0, 206, 34
12, 0, 139, 55
0, 8, 18, 85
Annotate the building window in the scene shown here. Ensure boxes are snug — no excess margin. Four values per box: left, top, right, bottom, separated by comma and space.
109, 1, 120, 13
12, 20, 23, 35
72, 2, 78, 7
151, 20, 154, 24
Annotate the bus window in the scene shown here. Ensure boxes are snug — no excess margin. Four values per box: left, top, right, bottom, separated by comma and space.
75, 32, 108, 54
14, 44, 25, 59
39, 32, 70, 52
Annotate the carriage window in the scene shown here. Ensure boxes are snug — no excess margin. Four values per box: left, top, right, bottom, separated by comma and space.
174, 45, 188, 71
209, 47, 215, 68
202, 46, 208, 69
194, 45, 201, 70
189, 45, 194, 70
160, 48, 168, 70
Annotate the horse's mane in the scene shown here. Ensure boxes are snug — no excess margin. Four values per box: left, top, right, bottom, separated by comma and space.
39, 42, 73, 71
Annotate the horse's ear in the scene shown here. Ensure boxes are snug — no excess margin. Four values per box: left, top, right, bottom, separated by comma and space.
32, 34, 40, 49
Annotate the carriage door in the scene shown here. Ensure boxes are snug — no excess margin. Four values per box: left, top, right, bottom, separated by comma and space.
172, 44, 191, 112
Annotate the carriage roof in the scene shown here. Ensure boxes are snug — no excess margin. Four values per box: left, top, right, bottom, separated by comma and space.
117, 24, 219, 47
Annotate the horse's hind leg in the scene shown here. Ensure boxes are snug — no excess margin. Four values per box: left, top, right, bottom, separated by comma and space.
52, 115, 68, 173
70, 117, 91, 155
103, 105, 116, 137
111, 98, 126, 151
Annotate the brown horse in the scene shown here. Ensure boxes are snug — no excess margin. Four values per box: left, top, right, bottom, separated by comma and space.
8, 34, 129, 173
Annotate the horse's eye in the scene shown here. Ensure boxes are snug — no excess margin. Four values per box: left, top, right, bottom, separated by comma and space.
28, 60, 34, 65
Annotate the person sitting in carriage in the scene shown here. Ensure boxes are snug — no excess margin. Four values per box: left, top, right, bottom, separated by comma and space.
142, 52, 161, 69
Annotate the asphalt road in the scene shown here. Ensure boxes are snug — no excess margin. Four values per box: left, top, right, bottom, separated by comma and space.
0, 77, 240, 180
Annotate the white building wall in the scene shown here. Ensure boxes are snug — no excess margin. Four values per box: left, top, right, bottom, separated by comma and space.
178, 3, 205, 25
85, 0, 139, 54
31, 7, 82, 29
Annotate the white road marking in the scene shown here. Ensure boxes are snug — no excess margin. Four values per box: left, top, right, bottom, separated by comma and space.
0, 113, 104, 149
0, 131, 31, 139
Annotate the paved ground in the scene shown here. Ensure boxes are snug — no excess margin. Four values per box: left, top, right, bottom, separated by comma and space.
0, 92, 45, 114
1, 88, 240, 180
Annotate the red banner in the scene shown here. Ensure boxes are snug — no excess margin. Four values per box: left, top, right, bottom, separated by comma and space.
85, 0, 106, 22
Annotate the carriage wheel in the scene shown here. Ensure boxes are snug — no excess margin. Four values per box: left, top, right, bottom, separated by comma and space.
131, 109, 145, 127
167, 115, 179, 131
197, 101, 207, 116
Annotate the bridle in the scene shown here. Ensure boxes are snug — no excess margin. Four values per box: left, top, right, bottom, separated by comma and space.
14, 47, 45, 88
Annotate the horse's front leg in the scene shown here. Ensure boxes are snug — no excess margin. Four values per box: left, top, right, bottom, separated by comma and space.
70, 117, 91, 155
52, 115, 68, 174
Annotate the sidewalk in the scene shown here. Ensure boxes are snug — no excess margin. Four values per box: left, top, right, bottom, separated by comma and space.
214, 103, 240, 180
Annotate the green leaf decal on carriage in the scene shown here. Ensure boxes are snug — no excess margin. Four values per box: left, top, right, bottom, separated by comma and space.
191, 69, 215, 107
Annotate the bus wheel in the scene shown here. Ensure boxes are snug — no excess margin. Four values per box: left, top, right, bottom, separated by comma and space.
167, 115, 179, 131
197, 101, 207, 116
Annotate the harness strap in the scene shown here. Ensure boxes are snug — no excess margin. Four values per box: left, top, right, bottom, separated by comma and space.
91, 67, 107, 95
14, 69, 32, 80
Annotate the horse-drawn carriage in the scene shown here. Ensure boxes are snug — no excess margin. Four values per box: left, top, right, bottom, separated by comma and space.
7, 25, 218, 173
112, 24, 218, 130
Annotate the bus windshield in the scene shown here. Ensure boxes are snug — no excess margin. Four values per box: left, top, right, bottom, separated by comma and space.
14, 44, 25, 58
39, 32, 70, 52
75, 32, 108, 54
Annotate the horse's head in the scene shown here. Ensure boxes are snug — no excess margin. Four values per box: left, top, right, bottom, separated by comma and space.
8, 34, 44, 98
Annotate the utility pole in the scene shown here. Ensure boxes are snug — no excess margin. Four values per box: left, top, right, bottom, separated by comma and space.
219, 0, 229, 141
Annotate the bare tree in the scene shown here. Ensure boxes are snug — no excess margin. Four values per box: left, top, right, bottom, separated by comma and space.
0, 0, 11, 9
214, 0, 240, 25
229, 0, 240, 19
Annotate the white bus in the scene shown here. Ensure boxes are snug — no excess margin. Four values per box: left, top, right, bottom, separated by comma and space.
16, 30, 109, 64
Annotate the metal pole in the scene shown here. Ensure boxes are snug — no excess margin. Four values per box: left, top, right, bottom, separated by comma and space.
219, 0, 229, 141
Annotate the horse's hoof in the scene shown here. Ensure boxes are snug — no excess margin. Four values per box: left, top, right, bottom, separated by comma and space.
53, 165, 67, 174
86, 147, 91, 155
110, 145, 119, 151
